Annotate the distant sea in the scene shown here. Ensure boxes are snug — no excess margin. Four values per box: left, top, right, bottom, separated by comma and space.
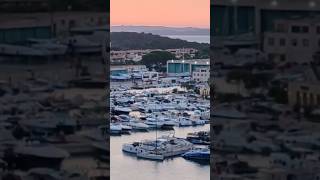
164, 35, 210, 44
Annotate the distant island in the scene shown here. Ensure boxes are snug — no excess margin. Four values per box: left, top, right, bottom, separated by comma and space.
111, 26, 209, 36
110, 32, 209, 51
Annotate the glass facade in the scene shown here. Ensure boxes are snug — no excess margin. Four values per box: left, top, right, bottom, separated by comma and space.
191, 64, 209, 72
111, 69, 128, 76
211, 5, 255, 36
167, 63, 190, 74
0, 26, 51, 44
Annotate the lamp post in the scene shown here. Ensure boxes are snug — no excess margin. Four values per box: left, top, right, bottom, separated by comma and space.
231, 0, 238, 35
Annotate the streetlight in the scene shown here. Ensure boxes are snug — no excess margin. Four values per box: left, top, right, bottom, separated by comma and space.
270, 0, 278, 7
230, 0, 238, 35
182, 60, 185, 75
309, 1, 316, 8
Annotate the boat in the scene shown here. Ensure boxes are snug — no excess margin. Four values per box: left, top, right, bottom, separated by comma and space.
186, 131, 210, 145
136, 137, 193, 161
122, 142, 141, 154
122, 140, 159, 154
158, 117, 176, 130
120, 124, 132, 134
92, 142, 109, 161
136, 150, 164, 161
176, 117, 193, 127
144, 118, 164, 129
19, 116, 77, 136
182, 147, 210, 162
14, 142, 70, 170
118, 114, 131, 122
127, 120, 149, 131
113, 107, 132, 115
110, 123, 122, 135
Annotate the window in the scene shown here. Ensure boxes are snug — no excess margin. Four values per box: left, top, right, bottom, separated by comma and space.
276, 23, 287, 32
296, 92, 301, 105
61, 19, 65, 26
291, 26, 300, 33
280, 54, 286, 62
303, 92, 307, 105
302, 39, 309, 47
280, 38, 286, 46
302, 26, 309, 33
291, 39, 298, 46
310, 93, 314, 106
268, 53, 275, 61
69, 20, 76, 28
292, 26, 309, 33
268, 38, 275, 46
317, 26, 320, 34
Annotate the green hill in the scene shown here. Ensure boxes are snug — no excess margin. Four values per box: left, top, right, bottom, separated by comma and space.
110, 32, 209, 51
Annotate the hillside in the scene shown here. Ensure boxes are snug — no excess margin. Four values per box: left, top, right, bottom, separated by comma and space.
110, 32, 209, 51
111, 26, 209, 36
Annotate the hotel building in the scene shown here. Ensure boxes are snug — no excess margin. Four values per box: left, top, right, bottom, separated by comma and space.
166, 59, 210, 77
264, 16, 320, 63
212, 0, 320, 37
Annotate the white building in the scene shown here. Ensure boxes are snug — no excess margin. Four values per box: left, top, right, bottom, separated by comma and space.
111, 48, 198, 63
167, 59, 210, 77
264, 17, 320, 63
192, 67, 210, 82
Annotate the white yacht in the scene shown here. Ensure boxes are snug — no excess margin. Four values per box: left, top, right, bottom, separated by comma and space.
144, 118, 164, 129
127, 120, 149, 131
136, 137, 193, 161
110, 123, 122, 135
176, 117, 193, 127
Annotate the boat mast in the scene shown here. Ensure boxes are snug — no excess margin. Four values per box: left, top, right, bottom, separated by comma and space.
155, 104, 158, 153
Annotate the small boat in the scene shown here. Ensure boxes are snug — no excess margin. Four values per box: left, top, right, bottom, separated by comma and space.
127, 121, 149, 131
135, 137, 193, 161
122, 142, 141, 154
92, 142, 109, 160
122, 140, 158, 154
113, 107, 132, 115
144, 118, 164, 129
192, 119, 206, 126
110, 123, 122, 135
136, 150, 164, 161
120, 124, 132, 134
182, 147, 210, 162
176, 117, 193, 127
186, 131, 210, 145
14, 142, 70, 170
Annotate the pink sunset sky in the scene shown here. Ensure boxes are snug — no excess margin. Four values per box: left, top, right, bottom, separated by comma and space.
111, 0, 209, 28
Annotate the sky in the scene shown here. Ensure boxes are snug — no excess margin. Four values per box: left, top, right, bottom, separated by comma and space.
111, 0, 209, 28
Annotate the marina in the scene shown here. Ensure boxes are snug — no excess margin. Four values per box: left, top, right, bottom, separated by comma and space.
111, 124, 210, 180
110, 78, 210, 180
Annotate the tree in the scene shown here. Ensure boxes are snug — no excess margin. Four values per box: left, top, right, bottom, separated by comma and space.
140, 51, 176, 71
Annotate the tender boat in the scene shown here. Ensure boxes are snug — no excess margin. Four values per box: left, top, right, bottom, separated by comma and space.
182, 147, 210, 162
136, 137, 193, 161
176, 117, 193, 127
14, 142, 70, 170
110, 123, 122, 135
127, 121, 149, 131
186, 131, 210, 145
120, 124, 132, 134
144, 118, 164, 129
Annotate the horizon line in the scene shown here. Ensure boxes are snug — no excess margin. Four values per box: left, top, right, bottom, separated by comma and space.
111, 24, 210, 29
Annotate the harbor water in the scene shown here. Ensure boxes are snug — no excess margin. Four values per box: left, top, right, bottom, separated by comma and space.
110, 124, 210, 180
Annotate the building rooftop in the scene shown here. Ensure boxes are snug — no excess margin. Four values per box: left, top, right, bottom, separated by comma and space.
167, 59, 210, 65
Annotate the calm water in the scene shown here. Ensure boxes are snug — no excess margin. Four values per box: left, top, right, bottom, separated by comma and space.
111, 125, 210, 180
165, 35, 210, 44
